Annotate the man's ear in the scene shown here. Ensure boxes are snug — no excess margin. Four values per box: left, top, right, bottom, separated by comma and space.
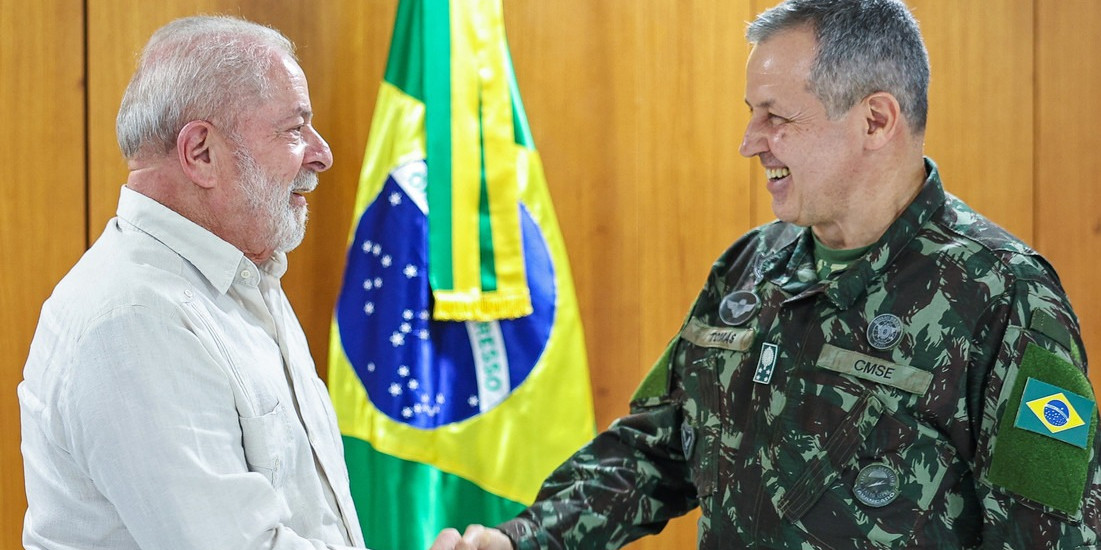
176, 120, 218, 189
863, 92, 903, 150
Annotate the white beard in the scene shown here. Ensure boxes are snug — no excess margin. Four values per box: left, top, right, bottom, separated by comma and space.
235, 147, 317, 254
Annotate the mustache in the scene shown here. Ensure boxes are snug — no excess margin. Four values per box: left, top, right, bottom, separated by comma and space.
292, 170, 318, 194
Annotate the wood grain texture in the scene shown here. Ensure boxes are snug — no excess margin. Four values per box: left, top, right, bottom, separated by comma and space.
506, 4, 756, 547
4, 1, 1099, 549
913, 0, 1036, 244
1036, 1, 1101, 393
0, 1, 85, 547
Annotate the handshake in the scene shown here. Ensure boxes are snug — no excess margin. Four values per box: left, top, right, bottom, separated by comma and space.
428, 525, 512, 550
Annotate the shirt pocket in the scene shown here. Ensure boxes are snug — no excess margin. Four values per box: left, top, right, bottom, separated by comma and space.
238, 402, 292, 488
675, 347, 722, 499
675, 321, 754, 500
769, 390, 887, 519
767, 379, 966, 547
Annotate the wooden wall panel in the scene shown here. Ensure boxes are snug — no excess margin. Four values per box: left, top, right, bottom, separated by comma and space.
913, 0, 1035, 243
502, 0, 756, 431
503, 3, 756, 547
0, 1, 86, 547
1036, 1, 1101, 393
5, 0, 1097, 548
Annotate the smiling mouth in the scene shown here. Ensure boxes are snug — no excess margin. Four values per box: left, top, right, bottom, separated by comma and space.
766, 167, 791, 182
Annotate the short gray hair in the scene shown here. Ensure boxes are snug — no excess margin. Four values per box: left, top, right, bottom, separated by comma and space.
747, 0, 930, 133
116, 15, 297, 159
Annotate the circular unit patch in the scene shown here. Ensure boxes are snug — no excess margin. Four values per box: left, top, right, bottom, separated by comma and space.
719, 290, 759, 326
852, 463, 901, 508
867, 313, 904, 350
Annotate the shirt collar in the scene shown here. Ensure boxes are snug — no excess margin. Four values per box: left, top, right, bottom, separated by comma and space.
761, 157, 947, 309
116, 186, 286, 294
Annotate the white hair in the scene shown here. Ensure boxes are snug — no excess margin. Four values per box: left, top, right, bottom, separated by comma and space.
116, 15, 297, 159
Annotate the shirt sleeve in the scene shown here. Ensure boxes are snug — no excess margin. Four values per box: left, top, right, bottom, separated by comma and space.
58, 306, 358, 550
971, 279, 1101, 548
497, 399, 697, 550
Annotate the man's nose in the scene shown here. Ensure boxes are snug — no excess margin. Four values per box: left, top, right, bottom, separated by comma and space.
305, 125, 333, 172
739, 119, 767, 158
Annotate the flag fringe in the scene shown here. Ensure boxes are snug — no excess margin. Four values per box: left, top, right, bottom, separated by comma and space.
432, 291, 533, 321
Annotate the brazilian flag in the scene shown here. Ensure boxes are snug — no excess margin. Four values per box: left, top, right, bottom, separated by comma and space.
326, 1, 596, 548
1015, 377, 1093, 449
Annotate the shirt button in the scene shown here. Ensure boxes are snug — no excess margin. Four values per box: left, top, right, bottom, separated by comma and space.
184, 289, 193, 299
241, 270, 252, 279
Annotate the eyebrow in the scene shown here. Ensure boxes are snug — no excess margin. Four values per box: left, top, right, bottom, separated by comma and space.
278, 105, 313, 126
745, 98, 774, 112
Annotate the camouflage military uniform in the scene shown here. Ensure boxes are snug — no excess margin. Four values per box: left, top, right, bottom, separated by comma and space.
498, 159, 1101, 549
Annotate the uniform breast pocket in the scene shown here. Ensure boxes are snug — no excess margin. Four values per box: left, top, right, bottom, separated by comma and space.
239, 402, 292, 488
676, 345, 742, 499
679, 355, 719, 499
768, 389, 887, 520
676, 320, 754, 499
767, 380, 966, 548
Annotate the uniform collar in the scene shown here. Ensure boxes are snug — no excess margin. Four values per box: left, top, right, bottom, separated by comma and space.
116, 186, 287, 294
760, 157, 947, 309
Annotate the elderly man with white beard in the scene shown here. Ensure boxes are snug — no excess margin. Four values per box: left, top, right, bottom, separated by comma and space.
18, 15, 365, 550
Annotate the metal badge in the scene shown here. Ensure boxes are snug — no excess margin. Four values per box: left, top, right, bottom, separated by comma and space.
867, 313, 904, 350
719, 290, 759, 326
680, 420, 697, 459
753, 342, 779, 384
852, 463, 901, 508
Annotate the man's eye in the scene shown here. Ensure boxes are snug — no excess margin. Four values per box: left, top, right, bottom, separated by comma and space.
768, 114, 789, 125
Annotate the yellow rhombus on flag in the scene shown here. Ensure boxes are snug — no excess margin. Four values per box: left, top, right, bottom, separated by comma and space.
326, 0, 596, 549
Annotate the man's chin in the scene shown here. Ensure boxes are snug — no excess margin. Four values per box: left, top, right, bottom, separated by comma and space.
273, 217, 308, 254
276, 234, 306, 253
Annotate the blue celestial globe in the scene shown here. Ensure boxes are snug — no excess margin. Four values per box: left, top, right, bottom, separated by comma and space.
335, 167, 556, 429
1043, 399, 1070, 427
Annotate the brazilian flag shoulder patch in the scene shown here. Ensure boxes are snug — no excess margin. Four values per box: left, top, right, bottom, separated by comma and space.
1014, 378, 1093, 448
988, 343, 1098, 516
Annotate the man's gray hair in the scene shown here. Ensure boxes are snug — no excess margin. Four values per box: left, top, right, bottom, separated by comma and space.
747, 0, 930, 133
116, 15, 297, 159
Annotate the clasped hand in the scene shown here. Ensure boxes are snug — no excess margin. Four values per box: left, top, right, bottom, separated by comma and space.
428, 525, 512, 550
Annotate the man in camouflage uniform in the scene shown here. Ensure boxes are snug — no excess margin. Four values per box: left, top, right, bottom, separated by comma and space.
431, 0, 1101, 548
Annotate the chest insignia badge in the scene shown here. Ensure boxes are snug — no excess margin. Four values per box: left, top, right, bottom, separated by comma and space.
752, 342, 779, 384
867, 313, 904, 350
719, 290, 759, 326
852, 463, 901, 508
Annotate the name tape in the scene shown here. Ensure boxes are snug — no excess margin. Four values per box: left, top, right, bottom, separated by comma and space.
817, 344, 932, 395
680, 318, 755, 352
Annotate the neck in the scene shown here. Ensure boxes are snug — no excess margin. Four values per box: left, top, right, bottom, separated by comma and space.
812, 154, 926, 249
126, 154, 259, 260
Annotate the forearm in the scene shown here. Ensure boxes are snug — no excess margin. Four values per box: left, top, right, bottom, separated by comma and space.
499, 404, 697, 549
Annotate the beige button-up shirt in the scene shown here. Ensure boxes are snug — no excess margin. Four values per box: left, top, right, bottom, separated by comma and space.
19, 187, 365, 549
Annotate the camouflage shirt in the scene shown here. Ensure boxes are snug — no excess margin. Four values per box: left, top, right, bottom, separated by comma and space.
498, 159, 1101, 549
